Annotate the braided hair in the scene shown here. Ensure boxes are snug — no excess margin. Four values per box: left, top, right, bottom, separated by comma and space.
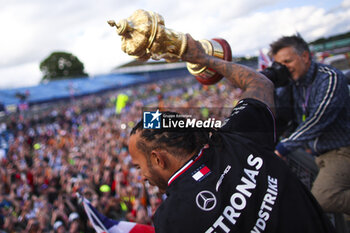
130, 112, 212, 159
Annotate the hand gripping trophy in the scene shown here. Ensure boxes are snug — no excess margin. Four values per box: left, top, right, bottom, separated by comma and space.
108, 9, 232, 85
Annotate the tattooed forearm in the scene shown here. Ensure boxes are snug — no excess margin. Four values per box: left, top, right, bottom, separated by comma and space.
206, 57, 275, 109
181, 34, 274, 109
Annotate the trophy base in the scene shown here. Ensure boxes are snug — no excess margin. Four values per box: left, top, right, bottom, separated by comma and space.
187, 38, 232, 85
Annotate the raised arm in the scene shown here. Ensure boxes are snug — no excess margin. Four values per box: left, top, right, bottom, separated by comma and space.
182, 34, 275, 110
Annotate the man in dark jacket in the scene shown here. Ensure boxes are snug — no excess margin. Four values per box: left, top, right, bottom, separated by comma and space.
271, 35, 350, 214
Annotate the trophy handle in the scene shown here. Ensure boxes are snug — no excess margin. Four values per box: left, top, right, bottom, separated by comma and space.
189, 38, 232, 85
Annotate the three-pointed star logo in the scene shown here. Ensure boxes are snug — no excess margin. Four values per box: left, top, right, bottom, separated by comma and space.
150, 109, 161, 122
196, 190, 217, 211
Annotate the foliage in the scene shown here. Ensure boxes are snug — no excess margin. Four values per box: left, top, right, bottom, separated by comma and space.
309, 31, 350, 45
39, 51, 88, 81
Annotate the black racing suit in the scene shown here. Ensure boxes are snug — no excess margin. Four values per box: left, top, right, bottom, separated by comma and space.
154, 98, 335, 233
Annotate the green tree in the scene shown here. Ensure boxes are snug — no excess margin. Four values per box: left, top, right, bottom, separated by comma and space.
39, 51, 88, 81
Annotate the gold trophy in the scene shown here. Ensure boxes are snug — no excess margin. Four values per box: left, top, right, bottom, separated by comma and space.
108, 9, 232, 85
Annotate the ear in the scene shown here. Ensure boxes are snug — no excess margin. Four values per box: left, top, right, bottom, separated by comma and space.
301, 51, 310, 63
150, 149, 167, 169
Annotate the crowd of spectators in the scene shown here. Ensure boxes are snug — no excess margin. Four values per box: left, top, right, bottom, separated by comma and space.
0, 75, 241, 233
